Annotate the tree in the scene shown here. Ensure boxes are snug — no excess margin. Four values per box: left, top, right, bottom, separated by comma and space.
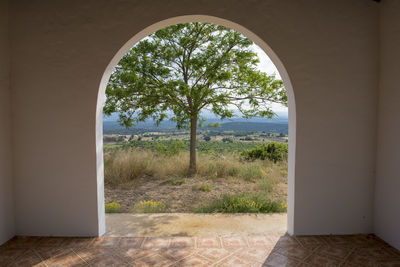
104, 23, 287, 173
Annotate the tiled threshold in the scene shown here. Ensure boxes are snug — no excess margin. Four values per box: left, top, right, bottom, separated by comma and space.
1, 234, 400, 266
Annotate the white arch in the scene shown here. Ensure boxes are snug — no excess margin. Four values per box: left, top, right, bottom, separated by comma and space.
96, 15, 296, 235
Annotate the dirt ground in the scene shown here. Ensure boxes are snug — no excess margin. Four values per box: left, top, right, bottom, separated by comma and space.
105, 213, 287, 237
105, 175, 287, 213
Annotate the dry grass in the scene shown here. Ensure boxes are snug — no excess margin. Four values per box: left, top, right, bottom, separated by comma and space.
104, 148, 287, 188
104, 148, 288, 213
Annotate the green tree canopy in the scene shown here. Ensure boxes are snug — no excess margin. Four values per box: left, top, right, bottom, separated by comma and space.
104, 22, 287, 172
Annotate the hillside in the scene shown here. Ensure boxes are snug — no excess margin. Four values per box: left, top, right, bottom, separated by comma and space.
103, 120, 288, 134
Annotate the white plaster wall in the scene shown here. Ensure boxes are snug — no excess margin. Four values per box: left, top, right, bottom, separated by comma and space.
0, 0, 15, 245
10, 0, 378, 236
374, 0, 400, 250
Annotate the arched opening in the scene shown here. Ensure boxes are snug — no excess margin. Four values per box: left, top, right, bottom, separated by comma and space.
96, 15, 296, 236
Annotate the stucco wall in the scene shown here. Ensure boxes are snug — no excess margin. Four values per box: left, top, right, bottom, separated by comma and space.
9, 0, 378, 237
0, 0, 15, 245
374, 0, 400, 250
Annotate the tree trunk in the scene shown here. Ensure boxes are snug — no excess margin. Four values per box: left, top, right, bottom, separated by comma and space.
189, 114, 197, 174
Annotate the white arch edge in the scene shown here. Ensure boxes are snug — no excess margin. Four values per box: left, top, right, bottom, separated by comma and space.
95, 15, 296, 236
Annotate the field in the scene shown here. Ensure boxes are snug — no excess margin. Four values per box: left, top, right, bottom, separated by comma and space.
104, 129, 288, 214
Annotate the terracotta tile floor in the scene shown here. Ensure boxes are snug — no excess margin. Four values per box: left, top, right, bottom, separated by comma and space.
1, 234, 400, 266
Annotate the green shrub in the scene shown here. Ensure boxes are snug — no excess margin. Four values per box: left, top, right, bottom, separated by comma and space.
199, 184, 211, 192
156, 140, 185, 156
168, 178, 185, 186
105, 202, 121, 213
241, 142, 288, 163
195, 193, 286, 213
133, 200, 166, 213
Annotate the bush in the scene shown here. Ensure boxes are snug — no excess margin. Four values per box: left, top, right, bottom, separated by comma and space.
241, 142, 288, 163
105, 202, 121, 213
198, 184, 211, 192
168, 178, 185, 186
156, 140, 185, 156
222, 137, 233, 143
133, 200, 166, 213
195, 193, 286, 213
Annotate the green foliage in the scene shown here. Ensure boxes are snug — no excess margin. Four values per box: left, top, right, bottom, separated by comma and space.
104, 22, 286, 128
155, 140, 185, 156
198, 184, 212, 192
129, 139, 259, 154
241, 142, 288, 163
168, 178, 186, 186
133, 200, 166, 213
105, 202, 121, 213
203, 136, 211, 142
195, 193, 286, 213
222, 137, 233, 143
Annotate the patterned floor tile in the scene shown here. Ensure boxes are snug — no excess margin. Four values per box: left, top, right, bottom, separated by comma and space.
85, 254, 130, 266
34, 246, 67, 260
275, 244, 312, 260
158, 248, 195, 261
357, 246, 400, 259
63, 237, 95, 249
274, 236, 300, 249
8, 249, 45, 267
173, 254, 212, 266
118, 237, 145, 248
238, 247, 274, 262
169, 237, 195, 248
304, 252, 343, 266
343, 251, 381, 267
142, 237, 171, 249
248, 235, 275, 247
116, 248, 156, 263
262, 252, 300, 267
217, 254, 255, 266
133, 253, 174, 267
0, 248, 28, 266
44, 249, 87, 267
315, 244, 353, 259
90, 236, 121, 248
196, 248, 232, 262
196, 237, 221, 248
37, 237, 69, 247
376, 259, 400, 267
295, 235, 326, 246
1, 234, 399, 267
221, 236, 248, 248
75, 247, 113, 262
2, 236, 42, 249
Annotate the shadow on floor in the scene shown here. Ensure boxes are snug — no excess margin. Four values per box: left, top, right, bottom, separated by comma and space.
1, 234, 400, 266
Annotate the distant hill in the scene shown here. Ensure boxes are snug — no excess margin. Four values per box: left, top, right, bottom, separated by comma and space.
212, 122, 288, 133
103, 118, 288, 134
